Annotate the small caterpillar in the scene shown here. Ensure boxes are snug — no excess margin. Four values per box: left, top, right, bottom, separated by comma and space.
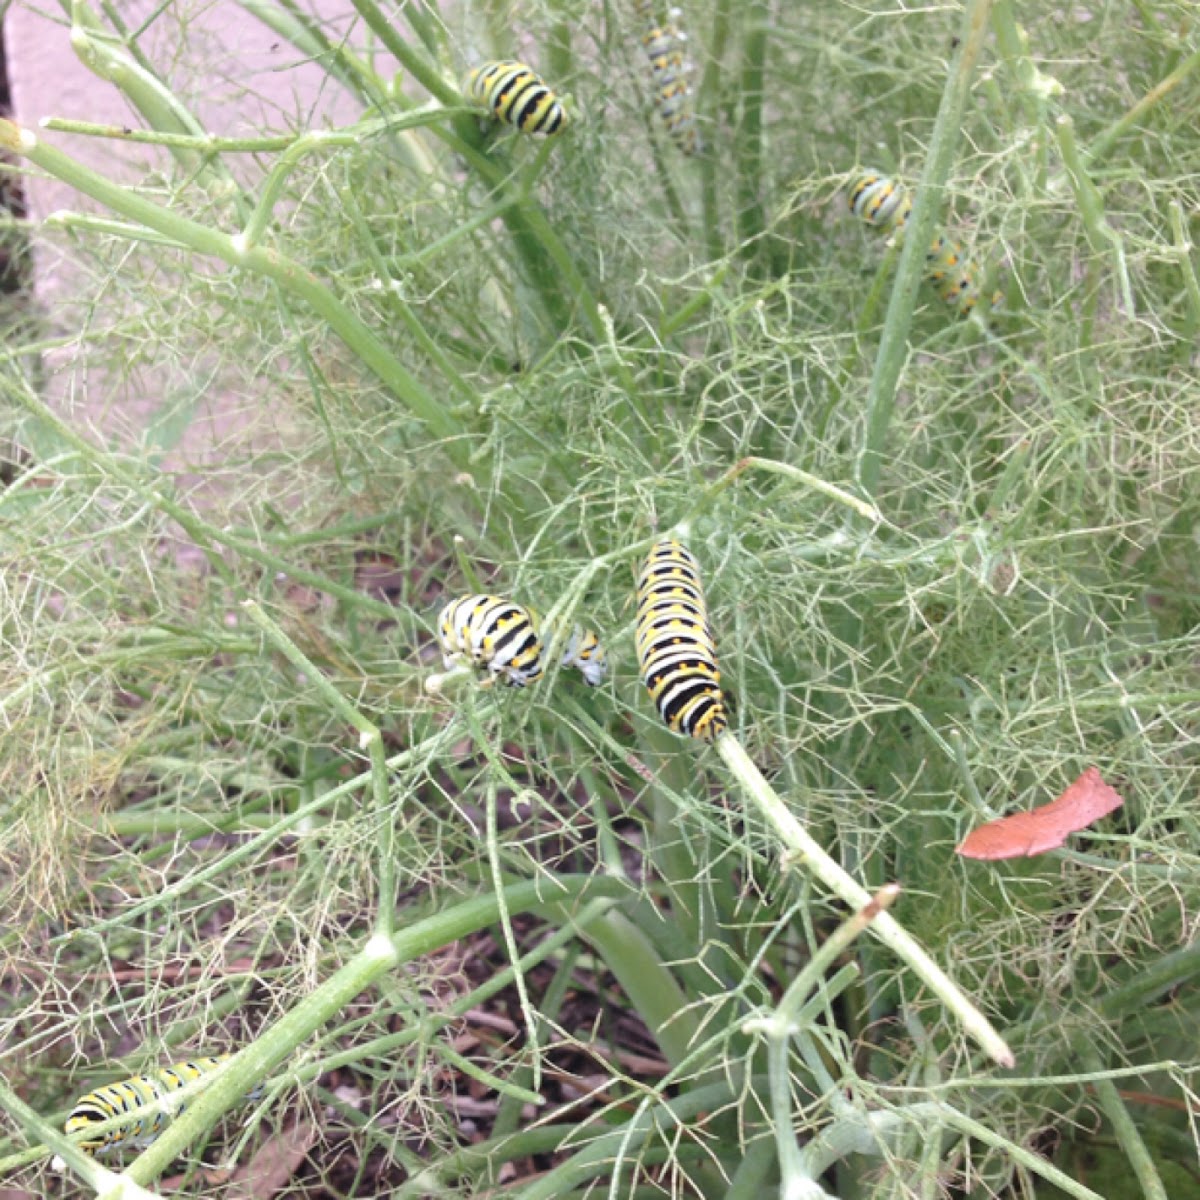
555, 622, 608, 686
462, 61, 567, 135
848, 172, 913, 233
635, 539, 727, 742
848, 171, 1001, 317
437, 594, 607, 688
924, 232, 990, 317
635, 5, 701, 155
60, 1055, 259, 1160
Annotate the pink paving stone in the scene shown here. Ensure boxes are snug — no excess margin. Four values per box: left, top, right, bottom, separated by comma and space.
3, 2, 382, 529
6, 2, 373, 224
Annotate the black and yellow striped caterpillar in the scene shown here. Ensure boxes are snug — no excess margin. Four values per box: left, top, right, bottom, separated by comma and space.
848, 172, 912, 232
555, 622, 608, 686
437, 594, 607, 688
60, 1055, 259, 1159
848, 172, 1000, 318
635, 539, 727, 741
634, 3, 701, 155
462, 60, 567, 135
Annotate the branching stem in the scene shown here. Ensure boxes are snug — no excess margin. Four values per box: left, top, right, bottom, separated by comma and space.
715, 734, 1014, 1067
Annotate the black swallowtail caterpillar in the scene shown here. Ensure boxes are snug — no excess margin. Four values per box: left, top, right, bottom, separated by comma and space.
60, 1054, 260, 1160
924, 232, 990, 315
634, 3, 701, 155
555, 622, 608, 686
462, 61, 567, 135
848, 172, 1001, 317
848, 173, 913, 233
635, 539, 727, 741
437, 594, 607, 688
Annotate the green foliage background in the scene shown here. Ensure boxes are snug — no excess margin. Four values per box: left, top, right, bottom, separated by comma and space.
0, 0, 1197, 1197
